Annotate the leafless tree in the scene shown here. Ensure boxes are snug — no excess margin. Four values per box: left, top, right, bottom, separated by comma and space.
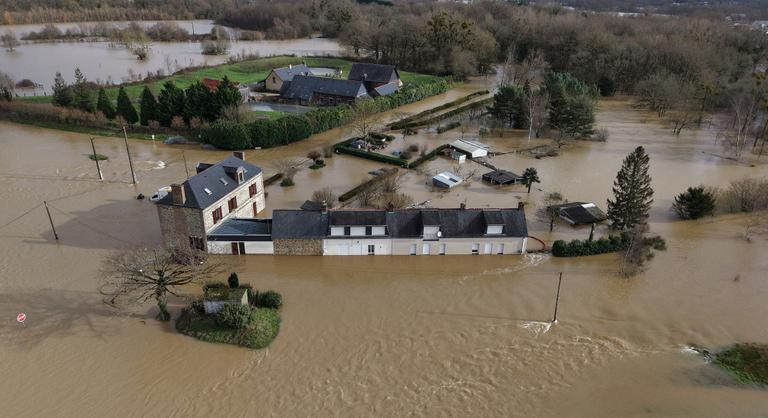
620, 223, 650, 277
356, 187, 380, 208
378, 192, 414, 209
723, 81, 763, 157
311, 187, 337, 207
380, 171, 404, 193
350, 97, 381, 140
100, 247, 226, 321
273, 158, 304, 182
1, 30, 20, 52
220, 104, 249, 123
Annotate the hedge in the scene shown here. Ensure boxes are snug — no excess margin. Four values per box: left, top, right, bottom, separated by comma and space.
335, 139, 409, 167
551, 235, 626, 257
437, 121, 461, 133
408, 144, 449, 168
389, 90, 488, 129
200, 120, 250, 150
393, 98, 493, 130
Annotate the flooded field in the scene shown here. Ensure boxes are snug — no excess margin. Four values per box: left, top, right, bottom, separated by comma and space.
0, 20, 342, 92
1, 78, 767, 417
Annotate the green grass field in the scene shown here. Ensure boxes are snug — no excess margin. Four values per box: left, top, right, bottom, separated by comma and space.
23, 56, 439, 104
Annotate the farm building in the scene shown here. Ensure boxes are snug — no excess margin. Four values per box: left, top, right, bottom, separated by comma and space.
451, 139, 489, 158
348, 63, 403, 92
432, 172, 463, 189
264, 63, 311, 92
482, 170, 523, 185
548, 202, 608, 225
280, 75, 369, 106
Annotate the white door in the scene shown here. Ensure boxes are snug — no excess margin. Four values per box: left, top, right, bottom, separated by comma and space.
338, 244, 350, 256
483, 243, 492, 254
439, 244, 446, 255
497, 243, 505, 255
471, 243, 480, 255
410, 244, 417, 255
351, 241, 362, 255
422, 243, 430, 255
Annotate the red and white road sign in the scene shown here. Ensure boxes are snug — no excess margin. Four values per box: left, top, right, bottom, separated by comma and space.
16, 313, 26, 323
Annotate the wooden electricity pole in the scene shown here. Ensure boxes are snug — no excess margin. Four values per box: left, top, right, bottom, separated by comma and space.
122, 126, 137, 184
552, 272, 563, 323
182, 150, 190, 179
90, 137, 103, 181
43, 201, 58, 241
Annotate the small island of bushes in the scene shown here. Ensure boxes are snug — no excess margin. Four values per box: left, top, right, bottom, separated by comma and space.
714, 343, 768, 385
176, 276, 283, 350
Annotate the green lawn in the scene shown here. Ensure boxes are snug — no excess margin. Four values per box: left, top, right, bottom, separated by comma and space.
23, 56, 440, 104
176, 306, 281, 350
714, 343, 768, 385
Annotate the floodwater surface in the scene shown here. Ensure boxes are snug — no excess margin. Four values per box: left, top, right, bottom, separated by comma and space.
0, 79, 767, 417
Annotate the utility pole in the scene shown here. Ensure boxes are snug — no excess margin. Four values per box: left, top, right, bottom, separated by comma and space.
588, 223, 595, 242
90, 137, 103, 181
43, 201, 58, 241
122, 126, 137, 184
182, 150, 190, 179
552, 272, 563, 324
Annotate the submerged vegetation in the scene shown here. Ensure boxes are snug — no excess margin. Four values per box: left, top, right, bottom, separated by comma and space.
714, 344, 768, 385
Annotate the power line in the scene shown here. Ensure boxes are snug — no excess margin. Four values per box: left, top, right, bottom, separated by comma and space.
0, 202, 43, 231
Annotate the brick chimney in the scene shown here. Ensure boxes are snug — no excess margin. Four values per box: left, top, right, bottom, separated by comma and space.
233, 151, 245, 160
171, 184, 186, 205
518, 201, 525, 210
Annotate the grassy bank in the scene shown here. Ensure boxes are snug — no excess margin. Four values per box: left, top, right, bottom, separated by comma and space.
176, 307, 280, 350
22, 56, 442, 103
714, 344, 768, 385
0, 112, 164, 141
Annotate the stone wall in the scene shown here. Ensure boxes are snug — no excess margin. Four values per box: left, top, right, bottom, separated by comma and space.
273, 238, 324, 255
156, 204, 206, 250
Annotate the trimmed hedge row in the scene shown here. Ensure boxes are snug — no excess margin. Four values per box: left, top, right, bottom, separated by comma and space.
335, 139, 409, 167
409, 144, 449, 169
393, 98, 493, 130
551, 235, 627, 257
437, 121, 461, 133
389, 90, 489, 129
202, 79, 454, 150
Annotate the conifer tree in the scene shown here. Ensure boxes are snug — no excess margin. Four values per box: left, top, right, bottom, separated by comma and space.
115, 87, 138, 125
139, 86, 159, 126
672, 186, 716, 220
489, 85, 525, 128
157, 81, 185, 126
607, 146, 654, 229
96, 88, 116, 119
214, 76, 243, 118
72, 68, 95, 112
52, 72, 74, 108
185, 81, 215, 121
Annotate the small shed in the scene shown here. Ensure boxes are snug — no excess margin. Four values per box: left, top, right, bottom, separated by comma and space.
548, 202, 608, 225
450, 151, 466, 163
450, 139, 489, 158
482, 169, 523, 185
432, 172, 463, 189
202, 287, 249, 315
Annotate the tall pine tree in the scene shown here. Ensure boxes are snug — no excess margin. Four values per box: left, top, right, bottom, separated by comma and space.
96, 88, 116, 119
185, 81, 215, 121
157, 81, 185, 126
607, 146, 654, 230
489, 85, 525, 128
52, 72, 73, 108
139, 86, 159, 126
116, 87, 138, 124
72, 68, 95, 112
213, 76, 243, 118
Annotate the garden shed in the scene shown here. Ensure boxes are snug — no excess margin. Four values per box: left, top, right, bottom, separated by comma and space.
203, 288, 249, 314
432, 172, 463, 189
450, 139, 489, 158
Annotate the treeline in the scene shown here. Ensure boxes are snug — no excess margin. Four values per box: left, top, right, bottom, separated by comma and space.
0, 0, 213, 24
562, 0, 768, 20
201, 79, 452, 150
50, 68, 242, 129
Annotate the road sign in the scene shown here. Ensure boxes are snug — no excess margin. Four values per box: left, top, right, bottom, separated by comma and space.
17, 313, 26, 323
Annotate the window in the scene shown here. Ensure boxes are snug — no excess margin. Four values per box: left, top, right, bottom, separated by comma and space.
409, 244, 417, 255
189, 236, 204, 250
497, 243, 505, 255
344, 226, 351, 236
228, 197, 238, 212
253, 202, 259, 217
249, 183, 259, 197
365, 226, 372, 236
439, 244, 446, 255
471, 243, 480, 255
237, 172, 244, 183
272, 76, 276, 83
422, 243, 430, 255
368, 245, 375, 255
212, 207, 223, 224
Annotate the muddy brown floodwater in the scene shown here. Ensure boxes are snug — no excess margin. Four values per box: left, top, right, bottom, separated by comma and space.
1, 78, 768, 417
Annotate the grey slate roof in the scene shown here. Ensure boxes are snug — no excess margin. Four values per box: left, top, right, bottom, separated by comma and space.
155, 156, 262, 209
272, 210, 329, 239
548, 202, 607, 225
330, 210, 387, 226
208, 218, 273, 241
371, 82, 400, 97
280, 75, 368, 101
271, 208, 527, 239
272, 64, 311, 82
348, 63, 400, 84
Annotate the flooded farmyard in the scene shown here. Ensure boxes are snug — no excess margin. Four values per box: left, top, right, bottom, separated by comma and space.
1, 72, 767, 417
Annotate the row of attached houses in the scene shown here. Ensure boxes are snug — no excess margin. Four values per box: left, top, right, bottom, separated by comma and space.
269, 62, 402, 106
155, 153, 529, 256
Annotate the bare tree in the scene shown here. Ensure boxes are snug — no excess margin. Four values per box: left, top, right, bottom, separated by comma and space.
100, 247, 226, 321
356, 187, 380, 208
350, 98, 381, 140
273, 158, 304, 181
379, 192, 414, 209
380, 171, 405, 193
1, 30, 20, 52
311, 187, 337, 207
0, 71, 14, 100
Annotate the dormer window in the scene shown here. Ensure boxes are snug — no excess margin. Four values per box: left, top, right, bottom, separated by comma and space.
237, 171, 244, 184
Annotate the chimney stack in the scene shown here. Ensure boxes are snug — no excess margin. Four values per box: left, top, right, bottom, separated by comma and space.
171, 184, 186, 205
518, 201, 525, 210
233, 151, 245, 160
460, 202, 466, 210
